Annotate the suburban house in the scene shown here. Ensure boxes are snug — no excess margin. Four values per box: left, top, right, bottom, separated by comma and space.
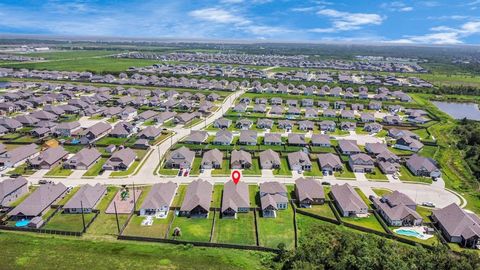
319, 120, 336, 132
55, 121, 81, 137
164, 146, 195, 169
330, 183, 368, 217
184, 131, 208, 144
27, 146, 68, 169
311, 134, 331, 147
372, 191, 422, 227
201, 149, 223, 169
213, 130, 233, 145
364, 123, 383, 134
137, 110, 158, 122
257, 119, 274, 129
213, 118, 232, 129
63, 148, 101, 170
7, 183, 67, 221
239, 130, 258, 145
259, 149, 281, 169
388, 128, 420, 140
432, 203, 480, 249
236, 119, 253, 130
0, 177, 29, 209
264, 133, 282, 145
139, 182, 177, 217
406, 154, 441, 178
138, 126, 162, 140
63, 183, 107, 214
288, 151, 312, 171
0, 143, 38, 168
79, 122, 112, 144
338, 140, 361, 155
295, 178, 325, 208
348, 153, 375, 173
231, 150, 252, 169
103, 148, 137, 171
365, 143, 389, 155
259, 182, 288, 218
179, 179, 213, 218
394, 136, 424, 152
278, 120, 294, 130
110, 122, 136, 138
318, 153, 343, 174
221, 180, 250, 218
288, 133, 307, 146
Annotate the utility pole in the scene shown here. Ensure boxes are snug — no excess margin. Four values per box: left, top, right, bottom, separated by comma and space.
132, 182, 137, 213
114, 201, 120, 234
80, 200, 86, 233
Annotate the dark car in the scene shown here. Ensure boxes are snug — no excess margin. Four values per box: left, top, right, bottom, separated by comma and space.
10, 173, 21, 178
38, 179, 48, 184
321, 181, 331, 185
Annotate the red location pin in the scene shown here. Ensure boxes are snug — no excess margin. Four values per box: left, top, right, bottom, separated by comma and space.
231, 170, 241, 185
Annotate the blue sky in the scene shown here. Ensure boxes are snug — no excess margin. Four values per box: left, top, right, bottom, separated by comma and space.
1, 0, 480, 44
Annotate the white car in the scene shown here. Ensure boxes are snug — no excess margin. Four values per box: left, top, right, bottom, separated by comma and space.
422, 202, 436, 208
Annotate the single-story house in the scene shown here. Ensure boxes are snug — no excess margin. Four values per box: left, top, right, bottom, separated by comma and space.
259, 182, 288, 218
330, 183, 368, 217
295, 178, 325, 208
222, 180, 250, 218
179, 179, 213, 218
139, 182, 177, 217
63, 183, 107, 214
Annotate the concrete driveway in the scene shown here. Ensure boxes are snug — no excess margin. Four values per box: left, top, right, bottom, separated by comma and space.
354, 172, 368, 181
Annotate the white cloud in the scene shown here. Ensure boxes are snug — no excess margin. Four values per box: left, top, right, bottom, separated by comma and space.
189, 8, 250, 25
314, 9, 383, 32
392, 20, 480, 44
381, 2, 413, 12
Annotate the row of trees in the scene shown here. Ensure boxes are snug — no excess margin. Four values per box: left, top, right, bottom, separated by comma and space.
273, 222, 479, 270
455, 119, 480, 182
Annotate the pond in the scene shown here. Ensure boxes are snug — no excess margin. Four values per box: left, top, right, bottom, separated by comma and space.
0, 82, 9, 88
432, 101, 480, 121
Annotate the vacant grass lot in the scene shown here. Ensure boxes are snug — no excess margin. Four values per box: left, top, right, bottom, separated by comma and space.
82, 158, 107, 177
168, 213, 214, 242
123, 211, 174, 238
43, 212, 96, 232
301, 204, 337, 220
257, 208, 295, 249
0, 232, 267, 270
273, 157, 292, 176
342, 213, 386, 232
85, 187, 129, 238
212, 212, 256, 245
44, 165, 73, 177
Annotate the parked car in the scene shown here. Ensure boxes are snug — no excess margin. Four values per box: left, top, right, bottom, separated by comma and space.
177, 169, 183, 176
10, 174, 21, 178
183, 170, 189, 177
321, 181, 331, 185
422, 202, 436, 207
38, 179, 48, 184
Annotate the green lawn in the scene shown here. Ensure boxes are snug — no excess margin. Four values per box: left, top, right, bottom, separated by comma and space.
334, 166, 355, 179
6, 163, 36, 176
211, 160, 231, 176
365, 167, 388, 181
273, 157, 292, 176
303, 160, 322, 177
56, 187, 80, 206
159, 167, 179, 176
169, 213, 214, 242
212, 212, 256, 245
172, 185, 187, 208
212, 185, 224, 208
257, 207, 295, 249
242, 158, 261, 176
371, 188, 392, 197
110, 161, 140, 177
85, 187, 129, 238
95, 136, 129, 146
419, 145, 438, 159
342, 214, 386, 233
82, 158, 107, 177
0, 232, 266, 270
249, 185, 259, 207
354, 188, 373, 209
189, 157, 202, 176
43, 212, 96, 232
301, 203, 337, 220
8, 186, 37, 207
416, 206, 433, 221
123, 211, 174, 238
399, 166, 433, 184
44, 165, 73, 177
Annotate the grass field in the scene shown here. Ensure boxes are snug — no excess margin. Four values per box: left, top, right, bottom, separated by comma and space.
399, 166, 433, 184
0, 57, 160, 73
82, 158, 107, 177
365, 167, 388, 181
257, 207, 295, 249
212, 212, 256, 245
301, 203, 337, 220
242, 158, 261, 176
44, 165, 73, 177
303, 161, 322, 177
43, 212, 96, 232
371, 188, 392, 197
0, 232, 267, 270
169, 213, 214, 242
334, 166, 355, 178
123, 211, 174, 238
273, 157, 292, 176
110, 161, 140, 177
211, 160, 231, 175
342, 214, 386, 233
7, 163, 36, 176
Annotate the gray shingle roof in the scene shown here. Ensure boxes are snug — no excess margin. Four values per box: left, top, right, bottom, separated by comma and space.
140, 182, 177, 210
63, 183, 107, 210
180, 179, 213, 212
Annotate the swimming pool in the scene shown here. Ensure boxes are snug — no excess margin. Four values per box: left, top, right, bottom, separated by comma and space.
15, 219, 30, 227
394, 227, 433, 240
